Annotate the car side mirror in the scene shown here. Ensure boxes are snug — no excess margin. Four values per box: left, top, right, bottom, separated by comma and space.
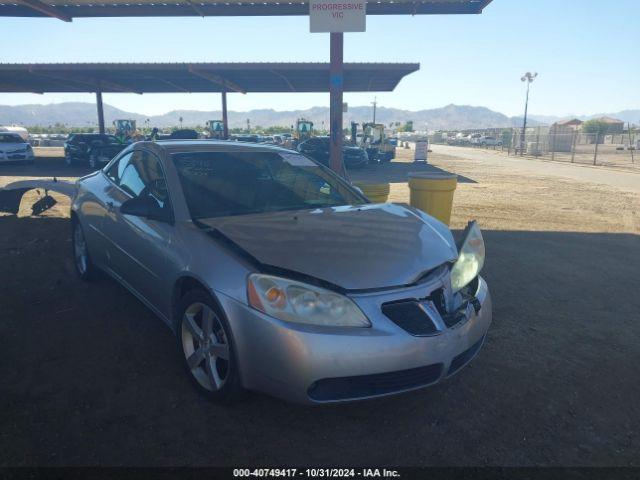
120, 195, 172, 223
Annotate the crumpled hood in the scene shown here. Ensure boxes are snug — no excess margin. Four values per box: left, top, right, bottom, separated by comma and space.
200, 203, 458, 291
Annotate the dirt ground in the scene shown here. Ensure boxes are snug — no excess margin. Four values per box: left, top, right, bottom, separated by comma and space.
353, 145, 640, 234
1, 149, 639, 467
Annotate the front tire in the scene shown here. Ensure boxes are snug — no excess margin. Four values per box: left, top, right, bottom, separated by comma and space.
72, 219, 96, 281
177, 290, 244, 403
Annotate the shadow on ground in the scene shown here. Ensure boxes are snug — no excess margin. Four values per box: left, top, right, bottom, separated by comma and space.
0, 215, 638, 466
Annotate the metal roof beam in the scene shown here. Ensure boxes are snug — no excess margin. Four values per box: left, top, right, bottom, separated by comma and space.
187, 66, 246, 94
0, 82, 43, 94
27, 69, 142, 94
269, 70, 296, 92
184, 0, 205, 17
157, 78, 191, 93
16, 0, 71, 21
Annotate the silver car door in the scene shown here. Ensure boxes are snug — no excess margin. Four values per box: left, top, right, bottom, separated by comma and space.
107, 149, 178, 317
100, 151, 136, 277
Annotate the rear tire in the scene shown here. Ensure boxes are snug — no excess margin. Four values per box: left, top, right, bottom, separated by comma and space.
71, 219, 96, 281
176, 289, 244, 403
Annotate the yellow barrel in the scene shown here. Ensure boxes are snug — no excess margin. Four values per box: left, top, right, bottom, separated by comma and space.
353, 182, 390, 203
408, 172, 458, 225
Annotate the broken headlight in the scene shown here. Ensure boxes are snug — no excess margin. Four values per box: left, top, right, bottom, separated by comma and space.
450, 221, 485, 293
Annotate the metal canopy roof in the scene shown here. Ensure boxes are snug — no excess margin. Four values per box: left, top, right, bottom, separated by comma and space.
0, 62, 420, 94
2, 0, 491, 21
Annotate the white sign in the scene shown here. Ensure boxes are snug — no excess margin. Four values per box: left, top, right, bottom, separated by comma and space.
414, 140, 429, 162
309, 0, 366, 33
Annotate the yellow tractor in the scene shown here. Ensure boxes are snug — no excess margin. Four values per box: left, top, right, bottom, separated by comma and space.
362, 123, 396, 163
205, 120, 225, 139
295, 118, 314, 144
113, 119, 137, 143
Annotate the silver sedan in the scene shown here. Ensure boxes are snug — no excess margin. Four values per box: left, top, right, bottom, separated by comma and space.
71, 140, 492, 404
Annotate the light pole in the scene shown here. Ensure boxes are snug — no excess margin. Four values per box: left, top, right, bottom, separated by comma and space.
520, 72, 538, 156
371, 96, 377, 124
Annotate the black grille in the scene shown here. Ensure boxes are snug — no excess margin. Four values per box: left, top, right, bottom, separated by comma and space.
447, 335, 485, 376
381, 300, 438, 336
308, 363, 443, 402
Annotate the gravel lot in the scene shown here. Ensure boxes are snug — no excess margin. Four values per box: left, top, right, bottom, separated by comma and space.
1, 149, 639, 466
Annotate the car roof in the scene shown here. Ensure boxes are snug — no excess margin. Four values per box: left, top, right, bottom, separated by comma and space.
304, 136, 329, 141
141, 139, 296, 154
71, 133, 112, 137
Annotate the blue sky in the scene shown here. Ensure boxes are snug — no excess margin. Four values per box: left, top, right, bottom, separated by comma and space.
1, 0, 638, 117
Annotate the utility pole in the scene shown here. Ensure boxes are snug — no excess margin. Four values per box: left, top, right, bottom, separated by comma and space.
372, 96, 377, 124
520, 72, 538, 156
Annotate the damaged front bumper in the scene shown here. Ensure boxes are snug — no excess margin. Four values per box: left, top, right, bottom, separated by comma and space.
216, 274, 492, 404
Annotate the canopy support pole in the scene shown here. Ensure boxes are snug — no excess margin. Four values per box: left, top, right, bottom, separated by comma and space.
329, 32, 344, 175
96, 91, 105, 134
222, 88, 229, 140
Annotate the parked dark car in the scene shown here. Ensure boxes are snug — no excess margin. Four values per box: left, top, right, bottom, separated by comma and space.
232, 134, 261, 143
297, 136, 368, 169
64, 134, 127, 168
165, 129, 201, 140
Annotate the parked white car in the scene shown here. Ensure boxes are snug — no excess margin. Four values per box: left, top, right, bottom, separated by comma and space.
0, 125, 29, 142
0, 133, 35, 163
479, 136, 502, 147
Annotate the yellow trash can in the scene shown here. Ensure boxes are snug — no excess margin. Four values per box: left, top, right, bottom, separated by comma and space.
353, 182, 390, 203
408, 172, 458, 225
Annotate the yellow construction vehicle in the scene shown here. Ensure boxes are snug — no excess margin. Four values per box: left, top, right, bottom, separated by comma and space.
205, 120, 225, 139
295, 118, 314, 142
113, 119, 137, 143
362, 122, 396, 163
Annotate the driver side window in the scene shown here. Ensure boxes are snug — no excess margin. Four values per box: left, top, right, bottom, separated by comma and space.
105, 152, 131, 184
118, 150, 172, 215
118, 152, 147, 197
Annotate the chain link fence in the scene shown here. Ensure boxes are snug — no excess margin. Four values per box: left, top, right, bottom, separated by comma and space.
431, 127, 639, 169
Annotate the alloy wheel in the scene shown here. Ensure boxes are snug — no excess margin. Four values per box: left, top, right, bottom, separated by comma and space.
181, 302, 230, 391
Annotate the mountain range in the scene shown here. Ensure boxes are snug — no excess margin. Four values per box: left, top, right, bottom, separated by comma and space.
1, 102, 638, 130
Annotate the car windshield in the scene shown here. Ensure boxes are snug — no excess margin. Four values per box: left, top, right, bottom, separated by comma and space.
172, 150, 365, 219
0, 134, 23, 143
